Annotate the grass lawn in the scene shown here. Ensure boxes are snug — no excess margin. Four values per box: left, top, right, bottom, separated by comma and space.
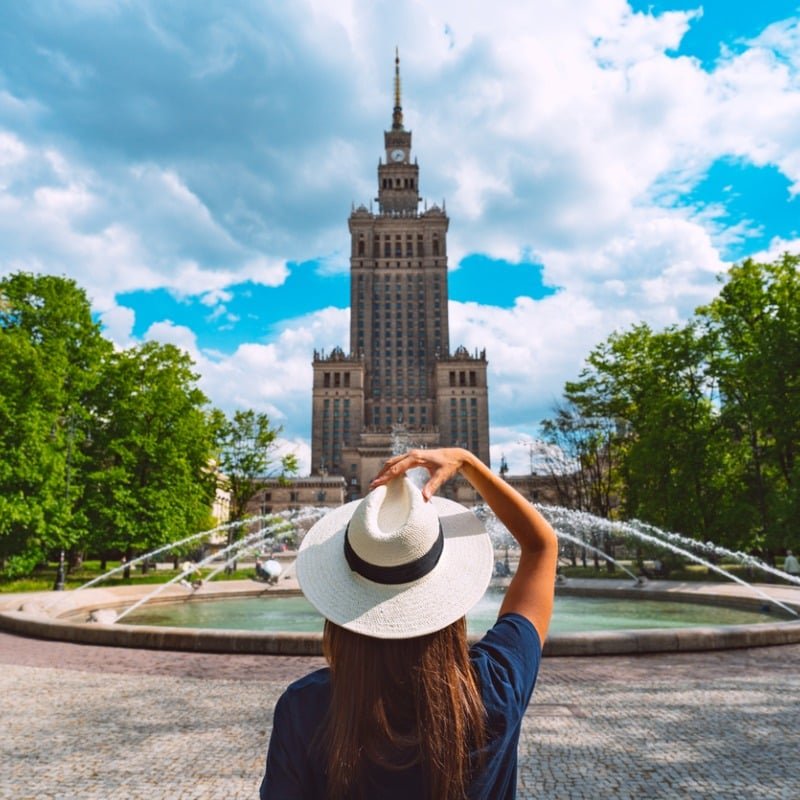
0, 560, 259, 594
559, 561, 787, 583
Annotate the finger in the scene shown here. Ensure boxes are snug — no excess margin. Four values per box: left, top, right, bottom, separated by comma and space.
422, 473, 445, 501
370, 455, 414, 486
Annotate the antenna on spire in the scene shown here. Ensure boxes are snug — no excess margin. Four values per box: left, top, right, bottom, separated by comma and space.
392, 46, 404, 131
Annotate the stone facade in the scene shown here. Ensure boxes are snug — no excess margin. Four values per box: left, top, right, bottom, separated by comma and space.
438, 473, 561, 508
311, 53, 490, 499
247, 475, 346, 515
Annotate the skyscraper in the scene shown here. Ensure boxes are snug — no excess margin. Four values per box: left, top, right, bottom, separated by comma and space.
311, 52, 490, 499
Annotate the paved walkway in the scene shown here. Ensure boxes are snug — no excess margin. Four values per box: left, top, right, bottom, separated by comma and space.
2, 631, 799, 799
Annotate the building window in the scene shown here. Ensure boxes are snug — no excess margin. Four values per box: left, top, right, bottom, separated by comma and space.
323, 372, 330, 388
344, 373, 351, 388
449, 371, 456, 387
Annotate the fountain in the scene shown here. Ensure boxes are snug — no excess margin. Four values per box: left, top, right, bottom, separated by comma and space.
539, 506, 799, 618
1, 497, 798, 656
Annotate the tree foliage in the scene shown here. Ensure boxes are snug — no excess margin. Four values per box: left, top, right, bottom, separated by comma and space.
699, 254, 800, 553
539, 399, 621, 518
0, 273, 109, 571
81, 342, 218, 562
543, 254, 800, 557
213, 409, 298, 524
0, 271, 283, 579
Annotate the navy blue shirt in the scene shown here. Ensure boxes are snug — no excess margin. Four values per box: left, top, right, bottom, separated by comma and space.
260, 613, 542, 799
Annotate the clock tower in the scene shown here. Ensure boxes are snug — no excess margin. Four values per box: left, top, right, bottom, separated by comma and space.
311, 51, 490, 499
378, 51, 419, 215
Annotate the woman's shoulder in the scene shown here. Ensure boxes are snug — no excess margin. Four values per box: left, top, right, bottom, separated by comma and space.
472, 613, 541, 657
469, 614, 542, 707
282, 667, 331, 701
273, 667, 332, 739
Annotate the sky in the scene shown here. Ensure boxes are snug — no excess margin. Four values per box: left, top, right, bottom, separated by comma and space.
1, 0, 799, 476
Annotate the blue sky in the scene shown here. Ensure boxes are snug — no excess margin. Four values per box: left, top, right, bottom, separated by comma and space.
1, 1, 799, 474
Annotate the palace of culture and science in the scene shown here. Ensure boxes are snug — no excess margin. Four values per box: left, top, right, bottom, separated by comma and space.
309, 54, 490, 501
248, 55, 558, 516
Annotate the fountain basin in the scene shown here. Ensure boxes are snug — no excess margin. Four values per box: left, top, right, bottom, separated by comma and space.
2, 578, 799, 657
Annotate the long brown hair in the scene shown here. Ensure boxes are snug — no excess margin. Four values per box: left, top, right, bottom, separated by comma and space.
321, 617, 486, 800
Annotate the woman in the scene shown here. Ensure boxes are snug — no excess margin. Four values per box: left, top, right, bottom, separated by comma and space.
260, 447, 558, 799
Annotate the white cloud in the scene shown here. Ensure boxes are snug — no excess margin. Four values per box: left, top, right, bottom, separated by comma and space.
200, 288, 233, 307
99, 304, 136, 349
751, 236, 800, 263
142, 307, 350, 474
3, 2, 800, 474
0, 131, 27, 168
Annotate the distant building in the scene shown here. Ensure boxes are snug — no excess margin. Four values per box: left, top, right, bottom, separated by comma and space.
247, 475, 346, 515
212, 482, 230, 525
311, 52, 490, 500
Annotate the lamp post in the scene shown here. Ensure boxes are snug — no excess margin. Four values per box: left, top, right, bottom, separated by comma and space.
517, 439, 537, 475
53, 413, 75, 592
499, 454, 509, 479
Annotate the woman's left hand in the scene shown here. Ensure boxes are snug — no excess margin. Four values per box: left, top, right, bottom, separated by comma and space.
370, 448, 468, 501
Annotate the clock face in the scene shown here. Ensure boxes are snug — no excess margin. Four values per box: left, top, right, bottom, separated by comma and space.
391, 148, 405, 162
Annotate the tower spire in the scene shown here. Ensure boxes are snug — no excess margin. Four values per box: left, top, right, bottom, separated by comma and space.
392, 47, 403, 131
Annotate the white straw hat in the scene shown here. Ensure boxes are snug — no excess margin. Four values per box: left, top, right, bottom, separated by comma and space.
296, 476, 494, 639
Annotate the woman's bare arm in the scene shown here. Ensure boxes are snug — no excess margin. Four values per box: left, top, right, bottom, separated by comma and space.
370, 448, 558, 642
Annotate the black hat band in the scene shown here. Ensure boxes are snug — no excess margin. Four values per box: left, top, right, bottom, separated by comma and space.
343, 521, 444, 585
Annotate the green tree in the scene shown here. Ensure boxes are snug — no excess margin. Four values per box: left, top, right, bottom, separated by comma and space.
540, 399, 621, 519
698, 254, 800, 558
0, 273, 109, 575
82, 342, 218, 570
214, 409, 298, 523
564, 323, 737, 545
214, 409, 298, 568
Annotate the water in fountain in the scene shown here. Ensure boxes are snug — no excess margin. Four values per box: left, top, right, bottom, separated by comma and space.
77, 515, 277, 591
555, 529, 639, 582
541, 506, 799, 618
114, 520, 285, 622
200, 508, 324, 584
111, 507, 327, 623
88, 456, 798, 628
628, 518, 800, 587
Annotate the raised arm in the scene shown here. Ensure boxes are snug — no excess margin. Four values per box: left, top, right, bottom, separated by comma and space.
370, 448, 558, 642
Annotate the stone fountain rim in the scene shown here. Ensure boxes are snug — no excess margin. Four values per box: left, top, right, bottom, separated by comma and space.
1, 578, 799, 657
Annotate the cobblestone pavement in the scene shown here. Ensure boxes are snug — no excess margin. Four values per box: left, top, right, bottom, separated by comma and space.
2, 632, 799, 799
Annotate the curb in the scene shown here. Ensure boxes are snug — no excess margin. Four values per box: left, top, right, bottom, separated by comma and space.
2, 579, 799, 656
